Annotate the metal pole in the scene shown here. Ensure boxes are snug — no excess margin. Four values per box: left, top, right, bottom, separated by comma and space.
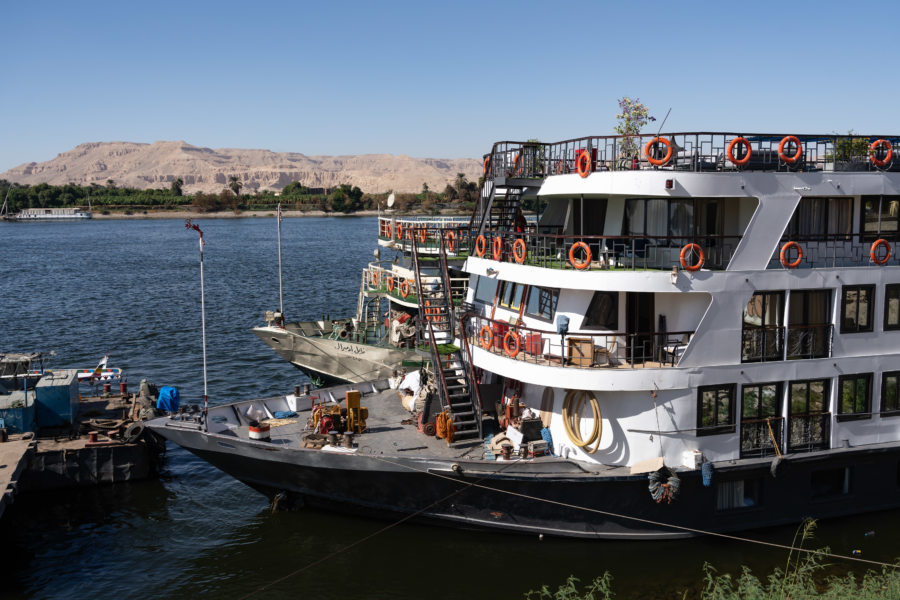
277, 203, 284, 315
186, 220, 208, 429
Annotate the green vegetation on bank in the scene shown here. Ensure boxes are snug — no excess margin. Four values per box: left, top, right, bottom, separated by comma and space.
0, 172, 494, 215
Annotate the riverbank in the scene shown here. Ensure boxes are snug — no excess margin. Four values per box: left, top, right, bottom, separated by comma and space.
90, 209, 468, 220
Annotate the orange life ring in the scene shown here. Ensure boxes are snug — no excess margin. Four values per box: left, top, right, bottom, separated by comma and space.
644, 137, 673, 166
395, 222, 403, 240
513, 153, 521, 174
400, 280, 410, 299
387, 276, 395, 292
371, 270, 379, 287
418, 228, 427, 244
512, 238, 527, 264
780, 241, 803, 268
384, 223, 392, 239
871, 238, 892, 265
576, 150, 592, 178
727, 137, 752, 166
491, 237, 502, 261
424, 300, 433, 321
568, 241, 592, 270
444, 230, 457, 253
503, 330, 520, 358
483, 156, 491, 177
870, 139, 893, 167
778, 135, 803, 164
479, 325, 493, 349
679, 243, 704, 271
475, 235, 487, 257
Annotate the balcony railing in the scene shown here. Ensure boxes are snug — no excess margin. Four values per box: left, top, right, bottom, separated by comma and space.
768, 234, 900, 269
788, 412, 830, 453
468, 230, 742, 272
363, 262, 467, 307
377, 218, 471, 256
740, 417, 784, 458
464, 313, 693, 369
742, 324, 832, 362
741, 326, 785, 363
485, 132, 900, 178
786, 324, 833, 360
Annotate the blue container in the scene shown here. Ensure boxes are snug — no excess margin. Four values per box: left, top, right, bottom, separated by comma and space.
0, 390, 36, 433
34, 369, 78, 427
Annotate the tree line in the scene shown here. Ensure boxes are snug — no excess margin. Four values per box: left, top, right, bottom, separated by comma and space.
0, 172, 484, 215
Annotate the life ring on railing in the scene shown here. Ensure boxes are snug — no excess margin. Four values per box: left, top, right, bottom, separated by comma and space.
512, 238, 527, 264
371, 270, 379, 287
479, 325, 493, 349
387, 276, 395, 292
444, 230, 457, 253
475, 235, 487, 257
727, 137, 752, 166
576, 150, 592, 178
395, 222, 403, 240
513, 153, 521, 174
483, 156, 491, 177
870, 139, 893, 167
679, 243, 704, 272
418, 227, 427, 244
503, 331, 521, 358
644, 137, 673, 166
562, 390, 602, 454
871, 238, 892, 265
568, 241, 592, 270
780, 241, 803, 268
778, 135, 803, 164
492, 237, 502, 261
384, 223, 392, 239
400, 280, 410, 299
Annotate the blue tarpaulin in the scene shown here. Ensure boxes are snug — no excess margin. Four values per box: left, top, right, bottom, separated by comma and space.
157, 386, 180, 412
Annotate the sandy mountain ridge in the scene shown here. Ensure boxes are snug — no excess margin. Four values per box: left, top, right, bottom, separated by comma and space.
0, 141, 483, 194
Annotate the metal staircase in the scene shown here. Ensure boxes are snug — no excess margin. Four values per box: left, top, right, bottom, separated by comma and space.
471, 180, 524, 239
412, 239, 482, 442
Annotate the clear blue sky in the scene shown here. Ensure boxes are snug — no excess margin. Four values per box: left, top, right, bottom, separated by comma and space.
2, 0, 898, 172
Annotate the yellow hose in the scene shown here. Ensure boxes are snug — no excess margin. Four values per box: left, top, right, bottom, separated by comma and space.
562, 389, 602, 454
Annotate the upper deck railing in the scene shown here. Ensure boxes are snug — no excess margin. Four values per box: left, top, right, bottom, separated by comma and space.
484, 132, 900, 178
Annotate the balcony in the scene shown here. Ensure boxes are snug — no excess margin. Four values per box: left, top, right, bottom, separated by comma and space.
740, 417, 784, 458
464, 313, 693, 370
377, 217, 471, 256
485, 132, 900, 179
767, 234, 900, 269
741, 324, 832, 362
788, 412, 830, 453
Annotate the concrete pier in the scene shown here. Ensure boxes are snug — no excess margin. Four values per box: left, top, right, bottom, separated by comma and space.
0, 437, 36, 519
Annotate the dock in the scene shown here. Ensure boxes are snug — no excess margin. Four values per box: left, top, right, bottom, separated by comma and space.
0, 436, 36, 519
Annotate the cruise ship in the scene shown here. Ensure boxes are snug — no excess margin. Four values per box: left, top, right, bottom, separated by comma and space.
149, 131, 900, 539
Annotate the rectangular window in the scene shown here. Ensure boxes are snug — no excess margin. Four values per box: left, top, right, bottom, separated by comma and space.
837, 373, 872, 421
786, 197, 852, 239
788, 379, 830, 453
885, 284, 900, 331
742, 291, 784, 362
811, 467, 850, 500
740, 382, 783, 457
497, 281, 526, 311
787, 290, 832, 359
473, 276, 498, 305
697, 384, 736, 436
881, 371, 900, 416
582, 291, 619, 330
716, 479, 761, 511
861, 195, 900, 241
840, 285, 875, 333
524, 287, 558, 321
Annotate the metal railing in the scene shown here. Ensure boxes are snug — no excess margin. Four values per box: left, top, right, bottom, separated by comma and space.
741, 326, 785, 363
742, 324, 832, 362
768, 234, 900, 269
464, 313, 693, 369
788, 412, 831, 453
786, 324, 833, 360
740, 417, 784, 458
363, 262, 468, 307
484, 132, 900, 178
377, 218, 471, 256
467, 230, 742, 272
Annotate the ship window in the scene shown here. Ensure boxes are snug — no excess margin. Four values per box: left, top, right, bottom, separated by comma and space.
697, 384, 736, 436
861, 195, 900, 241
811, 467, 850, 500
740, 383, 783, 457
499, 281, 525, 311
885, 285, 900, 331
473, 276, 498, 305
787, 290, 832, 360
582, 291, 619, 330
837, 373, 872, 421
840, 285, 874, 333
785, 197, 852, 240
742, 291, 784, 362
525, 287, 558, 321
716, 479, 761, 511
881, 371, 900, 416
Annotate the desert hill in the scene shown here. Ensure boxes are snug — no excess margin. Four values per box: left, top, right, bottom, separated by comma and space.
0, 141, 483, 194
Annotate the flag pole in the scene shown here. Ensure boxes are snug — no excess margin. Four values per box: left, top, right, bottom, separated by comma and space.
185, 219, 208, 430
277, 203, 284, 316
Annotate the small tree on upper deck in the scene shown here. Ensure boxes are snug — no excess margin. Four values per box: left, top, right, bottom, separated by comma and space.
614, 97, 655, 160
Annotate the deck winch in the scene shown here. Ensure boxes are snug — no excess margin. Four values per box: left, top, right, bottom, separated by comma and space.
309, 389, 368, 435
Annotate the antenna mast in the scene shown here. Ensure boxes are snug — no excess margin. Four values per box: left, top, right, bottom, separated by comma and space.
185, 219, 208, 429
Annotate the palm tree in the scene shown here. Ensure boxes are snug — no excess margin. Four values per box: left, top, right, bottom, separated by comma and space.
171, 177, 184, 196
454, 173, 467, 195
228, 175, 243, 198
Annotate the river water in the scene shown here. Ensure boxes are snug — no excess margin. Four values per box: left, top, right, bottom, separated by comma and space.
1, 217, 898, 599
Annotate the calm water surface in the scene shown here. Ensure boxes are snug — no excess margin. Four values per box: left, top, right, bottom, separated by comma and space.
1, 218, 898, 599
